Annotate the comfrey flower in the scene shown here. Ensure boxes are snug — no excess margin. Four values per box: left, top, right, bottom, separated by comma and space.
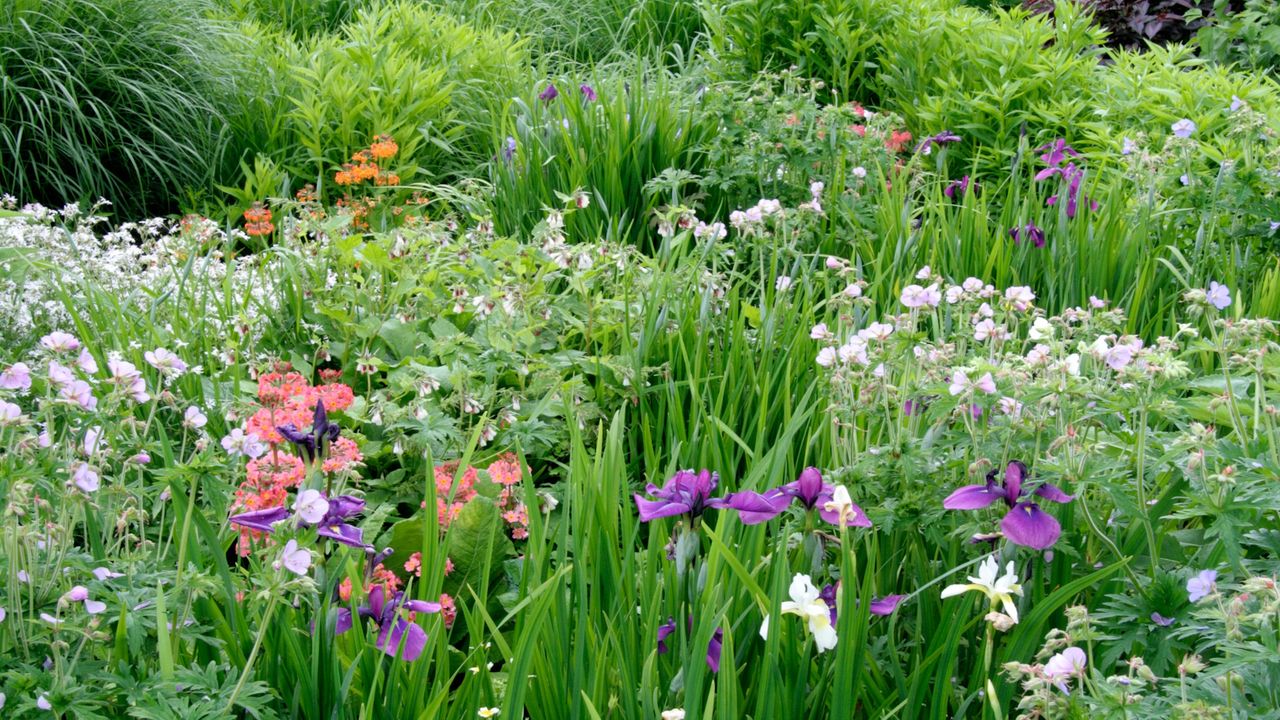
278, 400, 341, 463
942, 460, 1073, 549
726, 467, 870, 527
760, 574, 838, 653
656, 617, 723, 671
1043, 647, 1087, 694
336, 586, 442, 662
634, 469, 727, 522
1187, 569, 1218, 602
940, 555, 1023, 623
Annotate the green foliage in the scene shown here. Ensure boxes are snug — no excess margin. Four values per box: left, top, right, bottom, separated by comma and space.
439, 0, 703, 64
0, 0, 232, 217
488, 66, 718, 250
1193, 0, 1280, 75
213, 0, 372, 37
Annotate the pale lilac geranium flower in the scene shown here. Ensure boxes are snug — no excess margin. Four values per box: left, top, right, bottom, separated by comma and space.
92, 567, 124, 581
1171, 118, 1196, 138
221, 429, 267, 459
1206, 281, 1231, 310
40, 331, 80, 353
1043, 646, 1087, 693
275, 539, 312, 576
1187, 569, 1218, 602
75, 349, 97, 374
62, 586, 106, 614
0, 401, 22, 426
943, 461, 1073, 549
775, 276, 793, 292
183, 406, 207, 429
901, 283, 942, 308
145, 348, 188, 377
60, 380, 98, 411
71, 463, 100, 493
0, 362, 31, 391
293, 489, 330, 524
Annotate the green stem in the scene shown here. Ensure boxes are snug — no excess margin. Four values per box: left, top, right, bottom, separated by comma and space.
226, 594, 279, 713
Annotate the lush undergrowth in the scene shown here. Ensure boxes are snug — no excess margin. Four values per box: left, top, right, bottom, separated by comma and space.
3, 0, 1280, 718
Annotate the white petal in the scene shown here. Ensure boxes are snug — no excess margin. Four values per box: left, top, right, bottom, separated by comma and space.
940, 583, 972, 599
811, 621, 838, 653
759, 615, 770, 640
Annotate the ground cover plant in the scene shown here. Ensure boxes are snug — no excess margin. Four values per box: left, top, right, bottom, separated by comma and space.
3, 0, 1280, 718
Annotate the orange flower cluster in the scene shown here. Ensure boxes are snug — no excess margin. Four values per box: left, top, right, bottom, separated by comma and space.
369, 134, 399, 160
334, 136, 400, 187
885, 130, 914, 153
231, 368, 360, 555
488, 454, 529, 540
404, 551, 454, 578
243, 202, 275, 237
429, 462, 478, 528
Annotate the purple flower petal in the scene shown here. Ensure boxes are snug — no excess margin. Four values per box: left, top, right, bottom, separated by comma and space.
377, 618, 427, 661
335, 607, 354, 635
657, 617, 676, 654
404, 599, 442, 614
869, 594, 906, 616
792, 467, 826, 507
634, 495, 691, 522
1003, 461, 1027, 503
317, 522, 366, 548
706, 628, 723, 672
1034, 483, 1075, 504
1000, 502, 1061, 549
817, 499, 872, 527
942, 484, 1003, 510
1150, 612, 1175, 627
228, 506, 290, 533
725, 490, 788, 524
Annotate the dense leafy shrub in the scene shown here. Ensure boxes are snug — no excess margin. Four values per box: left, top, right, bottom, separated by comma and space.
439, 0, 702, 64
1192, 0, 1280, 75
214, 1, 528, 209
1024, 0, 1214, 49
214, 0, 372, 37
0, 0, 232, 217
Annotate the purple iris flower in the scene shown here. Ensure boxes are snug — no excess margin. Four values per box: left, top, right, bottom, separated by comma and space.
726, 467, 871, 527
634, 469, 728, 522
656, 616, 723, 672
336, 586, 441, 662
944, 175, 971, 199
229, 493, 368, 549
277, 400, 341, 463
903, 399, 925, 416
502, 136, 516, 164
539, 83, 559, 103
1038, 139, 1078, 167
917, 131, 961, 153
1010, 222, 1046, 248
579, 84, 597, 102
1036, 163, 1097, 219
819, 583, 906, 626
942, 461, 1073, 549
227, 506, 289, 533
312, 494, 367, 548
